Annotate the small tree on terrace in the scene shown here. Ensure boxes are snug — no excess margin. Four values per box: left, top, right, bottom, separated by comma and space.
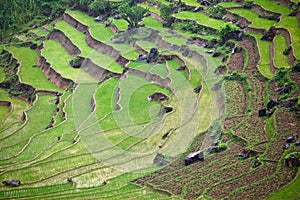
160, 4, 173, 26
118, 2, 147, 28
219, 22, 240, 40
88, 0, 111, 16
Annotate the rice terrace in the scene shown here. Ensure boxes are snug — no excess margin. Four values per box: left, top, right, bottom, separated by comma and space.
0, 0, 300, 199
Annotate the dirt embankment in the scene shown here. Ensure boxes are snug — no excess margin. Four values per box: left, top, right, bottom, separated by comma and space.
85, 32, 129, 66
274, 28, 296, 65
127, 68, 172, 91
63, 13, 129, 67
226, 10, 251, 29
0, 101, 12, 113
35, 90, 57, 95
48, 30, 81, 56
238, 35, 259, 70
81, 58, 119, 82
251, 4, 280, 16
64, 13, 88, 33
37, 56, 74, 89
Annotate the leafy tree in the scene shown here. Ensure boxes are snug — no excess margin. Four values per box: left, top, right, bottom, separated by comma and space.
219, 22, 239, 38
88, 0, 111, 16
160, 5, 171, 22
118, 2, 147, 28
206, 5, 226, 20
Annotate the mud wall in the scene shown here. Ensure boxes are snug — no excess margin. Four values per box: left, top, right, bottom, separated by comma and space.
48, 30, 81, 56
81, 58, 112, 82
275, 28, 296, 65
37, 56, 74, 89
127, 68, 172, 91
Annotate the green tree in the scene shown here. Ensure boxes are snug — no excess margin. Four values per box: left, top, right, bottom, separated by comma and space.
219, 22, 239, 38
160, 5, 172, 26
118, 2, 147, 28
88, 0, 111, 15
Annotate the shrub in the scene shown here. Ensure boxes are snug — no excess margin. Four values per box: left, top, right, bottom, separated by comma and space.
243, 0, 254, 9
206, 5, 226, 20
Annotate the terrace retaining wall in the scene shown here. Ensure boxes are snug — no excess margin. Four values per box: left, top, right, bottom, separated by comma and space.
275, 28, 296, 65
37, 56, 74, 89
48, 30, 81, 56
64, 13, 129, 67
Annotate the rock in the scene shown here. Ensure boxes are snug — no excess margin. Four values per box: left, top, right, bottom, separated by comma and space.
267, 99, 278, 110
136, 54, 147, 62
113, 15, 121, 19
185, 150, 204, 166
205, 49, 214, 54
258, 108, 267, 117
176, 66, 186, 71
194, 85, 202, 93
148, 92, 168, 102
94, 16, 103, 22
239, 148, 250, 159
153, 153, 169, 166
147, 48, 159, 63
2, 180, 21, 186
253, 160, 261, 168
212, 52, 221, 57
163, 106, 173, 113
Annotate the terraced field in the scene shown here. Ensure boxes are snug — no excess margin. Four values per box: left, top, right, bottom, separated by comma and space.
0, 0, 299, 199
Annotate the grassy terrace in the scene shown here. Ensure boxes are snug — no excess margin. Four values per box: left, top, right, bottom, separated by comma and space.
6, 46, 61, 91
141, 17, 163, 28
230, 9, 276, 29
174, 11, 224, 30
113, 19, 128, 32
139, 4, 160, 15
66, 10, 139, 61
276, 15, 300, 60
251, 33, 274, 79
219, 2, 241, 8
42, 40, 96, 82
253, 0, 290, 15
55, 21, 123, 73
65, 10, 114, 42
181, 0, 201, 6
274, 35, 290, 68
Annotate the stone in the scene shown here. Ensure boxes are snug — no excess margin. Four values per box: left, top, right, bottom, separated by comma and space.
185, 150, 204, 166
258, 108, 267, 117
94, 16, 103, 22
2, 180, 21, 186
147, 48, 159, 63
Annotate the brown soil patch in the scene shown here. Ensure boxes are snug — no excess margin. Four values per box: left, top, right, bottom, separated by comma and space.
48, 30, 81, 56
37, 56, 74, 89
238, 38, 259, 70
228, 52, 245, 72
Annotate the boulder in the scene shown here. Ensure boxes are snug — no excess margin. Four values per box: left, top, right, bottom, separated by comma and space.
2, 180, 21, 186
94, 16, 103, 22
147, 48, 159, 63
258, 108, 267, 117
148, 92, 168, 102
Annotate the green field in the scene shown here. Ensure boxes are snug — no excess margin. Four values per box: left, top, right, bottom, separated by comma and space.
42, 40, 96, 82
1, 3, 299, 200
230, 9, 276, 29
274, 35, 290, 68
276, 16, 300, 60
6, 46, 61, 91
251, 33, 274, 79
253, 0, 290, 15
174, 11, 224, 30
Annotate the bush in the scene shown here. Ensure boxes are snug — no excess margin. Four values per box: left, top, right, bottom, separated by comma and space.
243, 0, 254, 9
283, 46, 291, 55
206, 5, 226, 20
